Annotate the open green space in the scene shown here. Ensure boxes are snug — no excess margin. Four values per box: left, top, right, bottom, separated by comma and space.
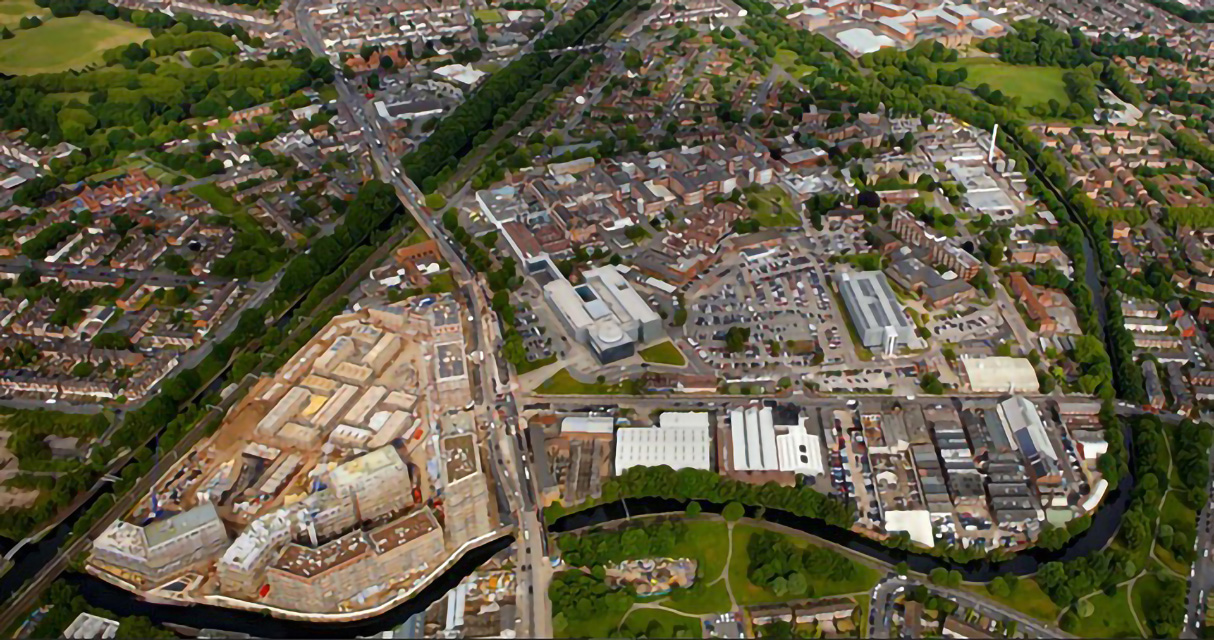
402, 227, 431, 246
535, 368, 630, 394
1131, 567, 1181, 639
1156, 491, 1198, 575
665, 520, 733, 614
963, 580, 1061, 623
773, 47, 815, 79
0, 14, 149, 75
1070, 587, 1140, 638
0, 0, 49, 28
639, 340, 686, 366
473, 8, 504, 22
190, 183, 240, 215
938, 57, 1068, 109
425, 271, 457, 294
745, 185, 801, 227
728, 523, 878, 605
619, 607, 702, 637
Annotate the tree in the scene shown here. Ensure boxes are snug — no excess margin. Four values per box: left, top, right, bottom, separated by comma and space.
1, 27, 13, 39
425, 193, 446, 209
685, 501, 702, 518
722, 501, 744, 521
724, 327, 751, 353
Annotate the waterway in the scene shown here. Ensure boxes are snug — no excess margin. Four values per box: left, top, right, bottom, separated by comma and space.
551, 431, 1133, 581
62, 535, 513, 638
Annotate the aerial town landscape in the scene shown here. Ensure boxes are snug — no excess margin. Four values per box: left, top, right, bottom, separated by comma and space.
0, 0, 1213, 636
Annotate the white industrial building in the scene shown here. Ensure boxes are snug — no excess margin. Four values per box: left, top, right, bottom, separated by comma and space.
997, 396, 1057, 462
615, 412, 712, 472
962, 356, 1041, 393
729, 406, 825, 475
561, 415, 616, 436
836, 271, 916, 356
544, 266, 664, 363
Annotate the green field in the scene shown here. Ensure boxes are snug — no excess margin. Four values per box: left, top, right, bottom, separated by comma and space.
535, 368, 630, 394
190, 183, 240, 215
639, 341, 686, 366
1131, 568, 1183, 639
940, 57, 1068, 109
746, 185, 801, 227
665, 521, 734, 614
473, 8, 504, 22
774, 48, 815, 79
728, 524, 879, 605
1071, 588, 1141, 638
0, 14, 148, 75
963, 580, 1061, 623
618, 608, 702, 638
0, 0, 48, 28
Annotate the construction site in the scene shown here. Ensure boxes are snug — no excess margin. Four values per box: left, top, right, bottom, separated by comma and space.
83, 293, 500, 618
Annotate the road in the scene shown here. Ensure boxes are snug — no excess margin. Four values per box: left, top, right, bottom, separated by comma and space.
869, 575, 1072, 638
293, 3, 557, 635
1183, 422, 1214, 638
0, 133, 422, 632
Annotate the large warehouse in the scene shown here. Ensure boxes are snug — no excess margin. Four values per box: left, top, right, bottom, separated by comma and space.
836, 271, 916, 356
961, 356, 1040, 393
614, 412, 712, 472
544, 266, 664, 363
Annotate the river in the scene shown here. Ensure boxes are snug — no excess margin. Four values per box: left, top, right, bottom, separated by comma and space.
63, 535, 512, 639
551, 421, 1134, 581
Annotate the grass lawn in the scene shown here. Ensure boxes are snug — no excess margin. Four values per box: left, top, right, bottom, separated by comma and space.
191, 183, 240, 215
728, 524, 879, 605
473, 8, 504, 22
402, 227, 431, 246
745, 185, 801, 227
617, 608, 702, 638
639, 341, 686, 366
1071, 587, 1141, 638
517, 354, 557, 375
774, 48, 815, 79
0, 0, 49, 28
425, 271, 457, 294
1156, 491, 1197, 574
1131, 567, 1183, 638
938, 58, 1068, 110
0, 14, 148, 74
535, 368, 630, 395
666, 521, 734, 615
962, 580, 1061, 623
558, 607, 627, 639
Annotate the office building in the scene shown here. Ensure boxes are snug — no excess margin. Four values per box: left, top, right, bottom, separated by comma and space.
544, 266, 664, 363
836, 271, 915, 356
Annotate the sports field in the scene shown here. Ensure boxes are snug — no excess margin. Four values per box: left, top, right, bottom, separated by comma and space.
0, 14, 148, 75
941, 57, 1068, 108
0, 0, 48, 28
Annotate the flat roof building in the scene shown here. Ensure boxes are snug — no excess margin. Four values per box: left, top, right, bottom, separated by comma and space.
544, 266, 664, 363
615, 412, 711, 472
836, 271, 915, 356
961, 357, 1040, 393
91, 502, 230, 585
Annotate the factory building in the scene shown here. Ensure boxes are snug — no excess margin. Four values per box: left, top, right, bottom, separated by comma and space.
835, 271, 916, 356
544, 266, 664, 363
614, 412, 712, 472
960, 356, 1041, 393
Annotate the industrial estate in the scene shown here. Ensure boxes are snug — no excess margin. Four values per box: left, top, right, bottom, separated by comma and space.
0, 0, 1212, 636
